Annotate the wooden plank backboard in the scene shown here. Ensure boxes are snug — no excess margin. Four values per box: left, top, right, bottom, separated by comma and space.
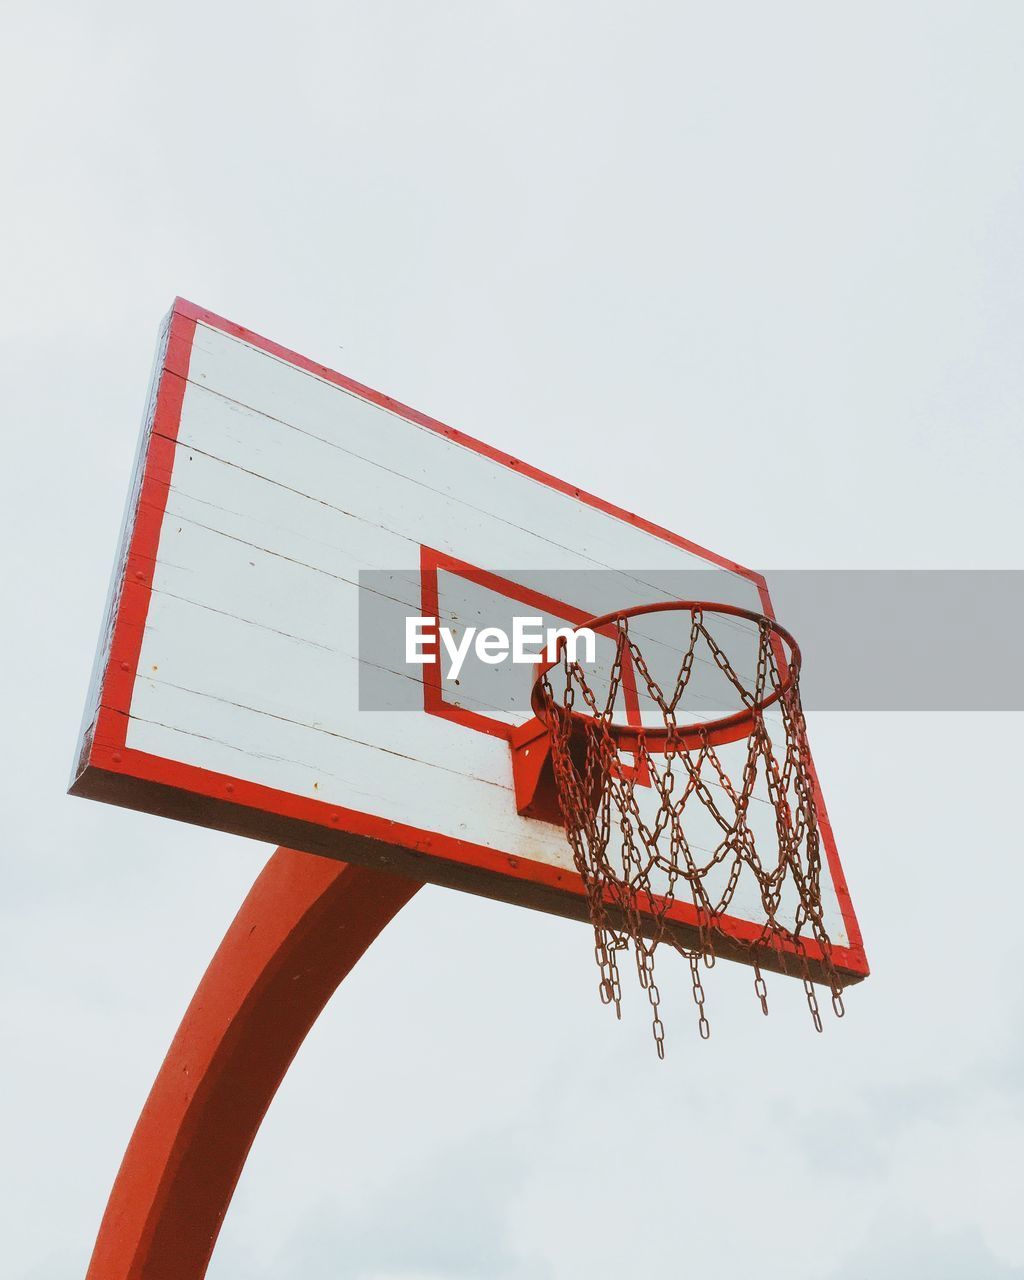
71, 299, 868, 985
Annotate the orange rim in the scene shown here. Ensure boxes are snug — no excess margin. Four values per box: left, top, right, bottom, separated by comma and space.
530, 600, 802, 752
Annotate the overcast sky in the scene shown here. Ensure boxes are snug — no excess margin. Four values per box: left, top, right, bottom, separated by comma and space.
3, 3, 1023, 1278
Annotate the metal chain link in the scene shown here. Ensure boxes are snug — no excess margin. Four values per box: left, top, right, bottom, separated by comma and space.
540, 609, 847, 1055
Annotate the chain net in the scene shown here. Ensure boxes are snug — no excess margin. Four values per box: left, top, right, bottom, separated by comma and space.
535, 604, 846, 1057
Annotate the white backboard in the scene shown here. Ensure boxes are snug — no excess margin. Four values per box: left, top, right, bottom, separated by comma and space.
72, 300, 867, 985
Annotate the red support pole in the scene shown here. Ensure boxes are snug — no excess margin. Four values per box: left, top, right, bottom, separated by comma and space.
86, 847, 422, 1280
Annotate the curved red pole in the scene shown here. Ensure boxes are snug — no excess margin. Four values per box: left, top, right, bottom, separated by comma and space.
86, 848, 422, 1280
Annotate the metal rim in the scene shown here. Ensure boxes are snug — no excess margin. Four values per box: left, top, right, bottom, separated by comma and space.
529, 600, 802, 752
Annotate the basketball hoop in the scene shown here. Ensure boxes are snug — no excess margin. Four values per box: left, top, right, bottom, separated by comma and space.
524, 601, 846, 1057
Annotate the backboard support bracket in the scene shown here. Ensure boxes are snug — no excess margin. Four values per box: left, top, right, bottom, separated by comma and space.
509, 717, 562, 823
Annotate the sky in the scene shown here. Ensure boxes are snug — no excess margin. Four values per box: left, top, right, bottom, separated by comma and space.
2, 2, 1023, 1278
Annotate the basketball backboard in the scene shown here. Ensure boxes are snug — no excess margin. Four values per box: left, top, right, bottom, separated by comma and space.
71, 300, 867, 991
